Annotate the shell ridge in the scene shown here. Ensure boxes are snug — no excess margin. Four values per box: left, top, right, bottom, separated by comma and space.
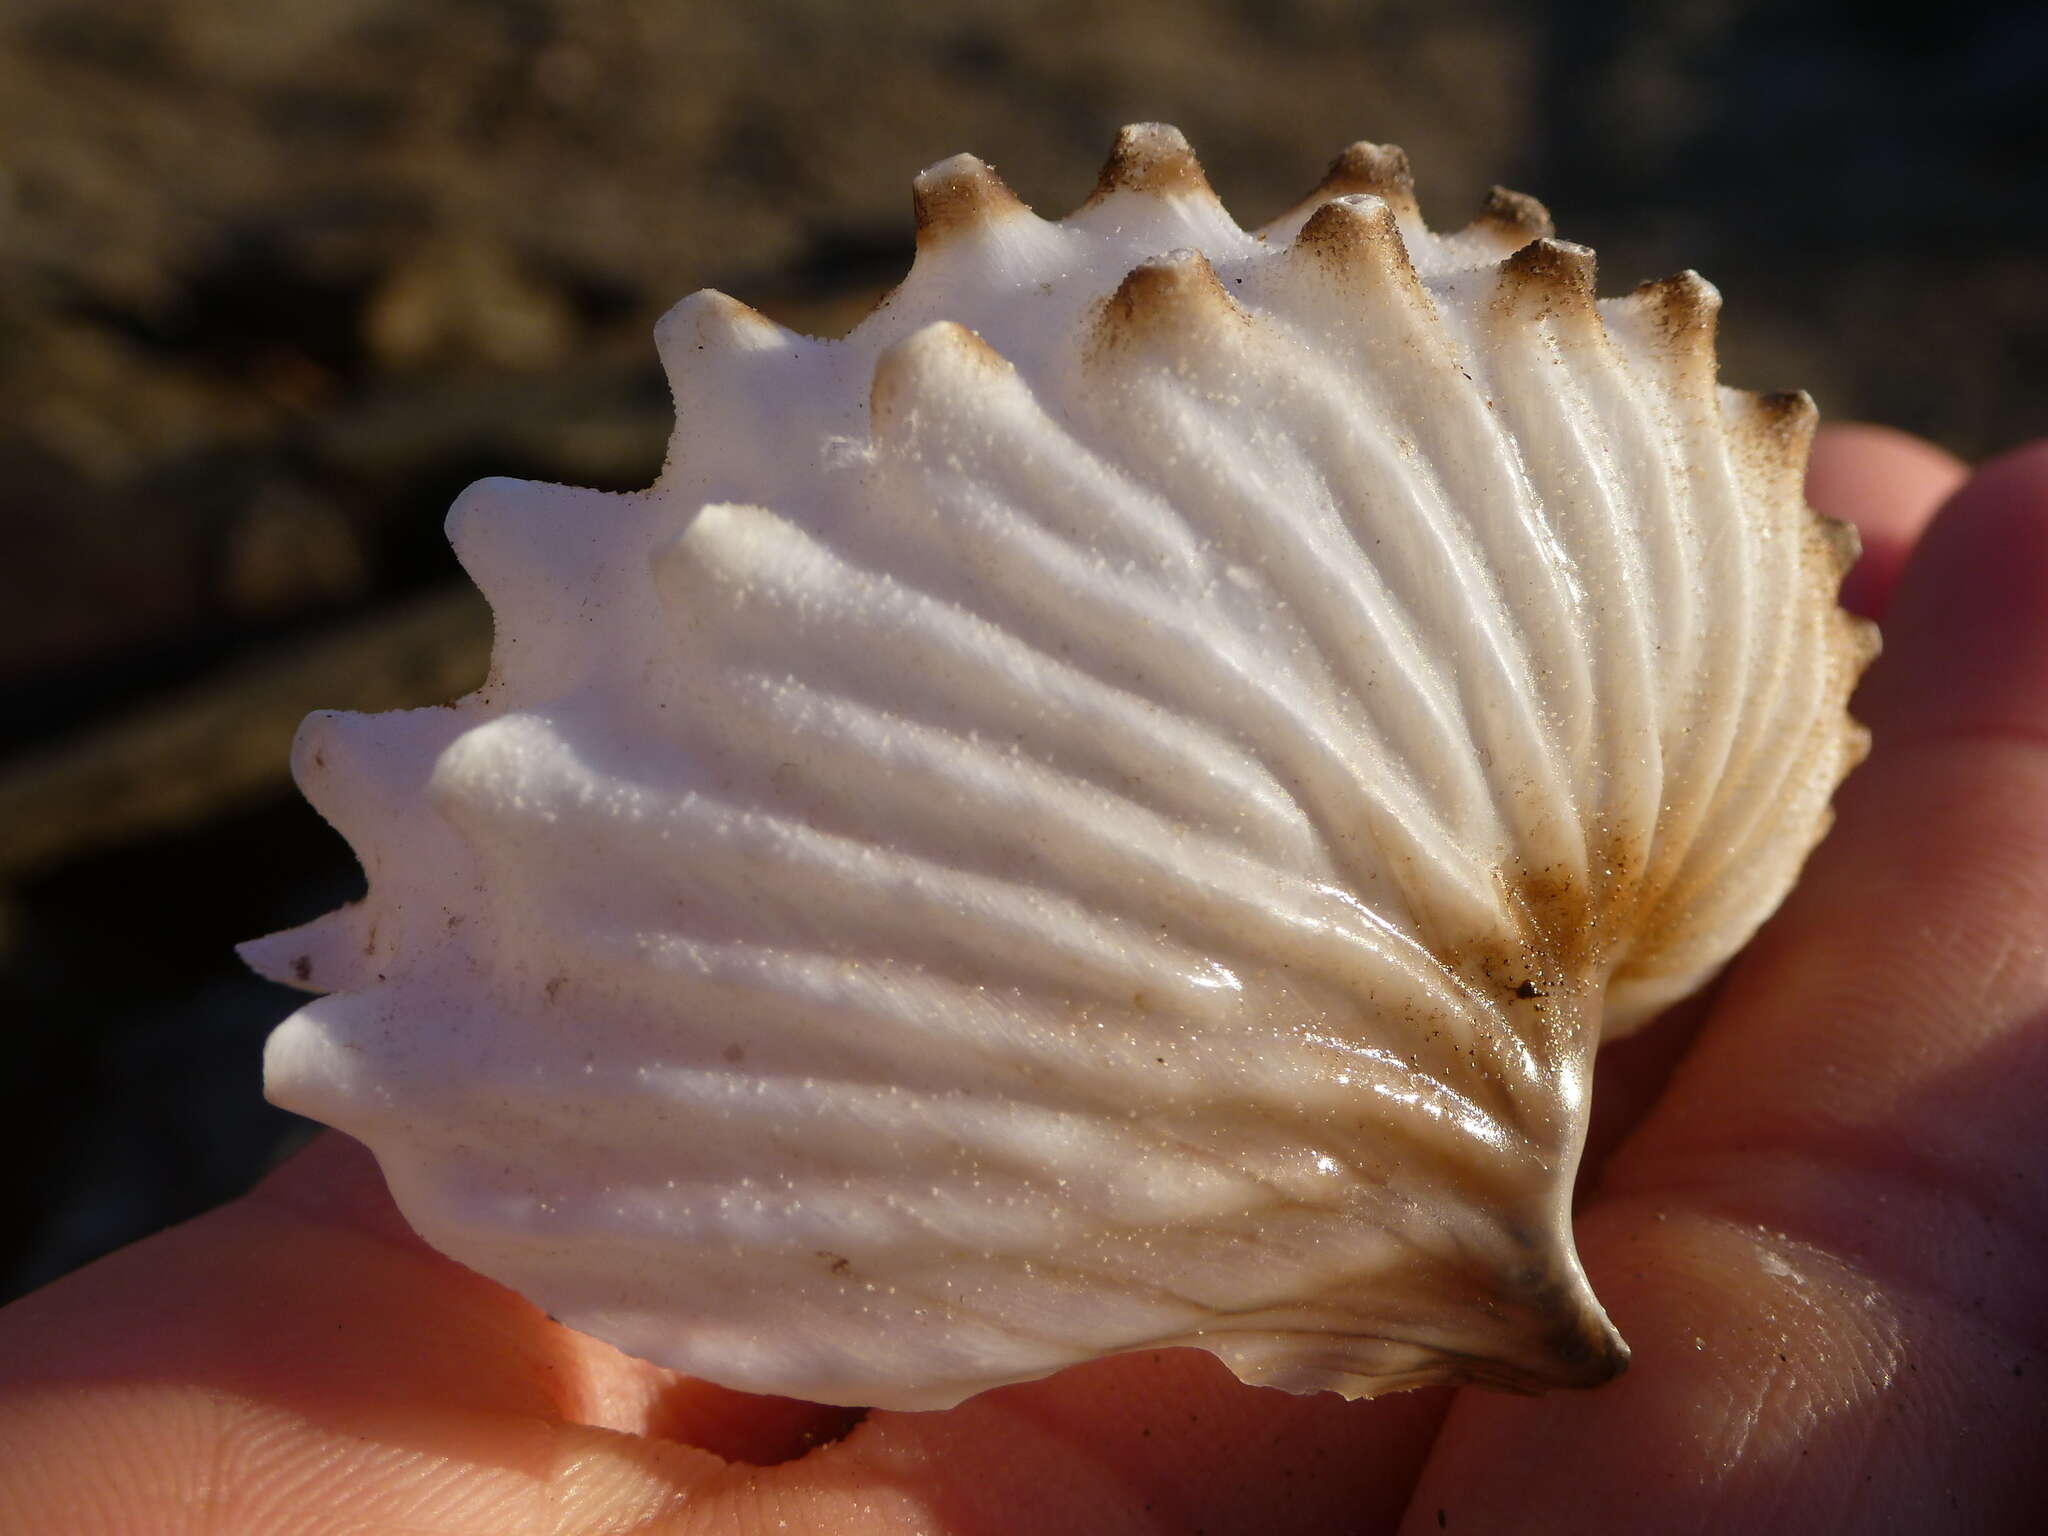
738, 585, 1315, 864
1069, 124, 1251, 259
876, 430, 1478, 930
1082, 277, 1509, 865
419, 999, 1540, 1277
1598, 272, 1721, 389
1065, 353, 1521, 939
499, 573, 1581, 1286
237, 906, 370, 994
442, 747, 1239, 1010
561, 931, 1241, 1107
866, 319, 1215, 585
1616, 380, 1758, 934
1475, 274, 1667, 922
925, 1201, 1582, 1383
718, 670, 1529, 1062
1065, 250, 1587, 935
690, 675, 1486, 1019
1279, 389, 1553, 874
1089, 252, 1630, 1114
1668, 388, 1816, 858
1265, 196, 1437, 334
1188, 333, 1520, 862
538, 983, 1523, 1261
423, 709, 1143, 997
1455, 268, 1625, 893
1543, 328, 1689, 856
1468, 186, 1557, 253
1574, 299, 1707, 733
261, 988, 406, 1127
745, 605, 1314, 863
1685, 581, 1817, 862
287, 710, 479, 998
653, 291, 823, 494
1643, 580, 1848, 936
1277, 257, 1594, 885
654, 480, 1345, 884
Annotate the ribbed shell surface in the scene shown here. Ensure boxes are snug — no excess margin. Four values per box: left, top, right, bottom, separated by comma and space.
243, 126, 1875, 1409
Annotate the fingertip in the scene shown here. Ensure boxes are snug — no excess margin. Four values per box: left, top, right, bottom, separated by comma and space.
1857, 437, 2048, 750
248, 1130, 430, 1253
1806, 423, 1969, 619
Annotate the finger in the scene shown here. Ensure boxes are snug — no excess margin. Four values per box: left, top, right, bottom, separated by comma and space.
1806, 422, 1967, 619
1401, 443, 2048, 1532
0, 1135, 733, 1532
256, 1137, 878, 1467
793, 1353, 1447, 1535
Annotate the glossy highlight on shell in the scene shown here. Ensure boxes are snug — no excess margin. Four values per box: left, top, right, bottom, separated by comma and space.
242, 125, 1876, 1410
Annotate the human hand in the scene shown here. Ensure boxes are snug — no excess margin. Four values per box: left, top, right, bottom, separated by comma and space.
3, 426, 2042, 1533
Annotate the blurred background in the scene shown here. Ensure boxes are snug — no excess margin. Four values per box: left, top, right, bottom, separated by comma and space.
2, 0, 2042, 1304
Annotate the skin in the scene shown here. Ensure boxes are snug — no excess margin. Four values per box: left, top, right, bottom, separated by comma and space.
3, 424, 2041, 1534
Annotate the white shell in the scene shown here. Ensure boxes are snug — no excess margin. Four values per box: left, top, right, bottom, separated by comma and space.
243, 126, 1874, 1410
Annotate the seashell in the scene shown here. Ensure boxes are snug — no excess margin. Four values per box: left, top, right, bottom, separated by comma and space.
242, 124, 1876, 1411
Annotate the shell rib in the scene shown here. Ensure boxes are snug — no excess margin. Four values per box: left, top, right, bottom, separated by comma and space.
242, 124, 1875, 1411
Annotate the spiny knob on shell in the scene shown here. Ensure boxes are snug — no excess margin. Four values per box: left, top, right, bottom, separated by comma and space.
1087, 121, 1219, 204
1494, 238, 1599, 319
912, 153, 1031, 248
1472, 185, 1556, 246
1621, 270, 1721, 360
1293, 195, 1424, 292
869, 319, 1011, 424
1731, 387, 1822, 483
1095, 249, 1242, 346
655, 288, 787, 352
1311, 142, 1421, 221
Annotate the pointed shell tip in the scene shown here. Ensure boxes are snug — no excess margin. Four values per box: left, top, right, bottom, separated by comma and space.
1293, 194, 1420, 286
1087, 122, 1214, 204
1626, 269, 1721, 353
870, 320, 1010, 419
1095, 249, 1239, 348
1496, 237, 1598, 316
912, 154, 1029, 246
1315, 141, 1418, 212
1475, 185, 1556, 245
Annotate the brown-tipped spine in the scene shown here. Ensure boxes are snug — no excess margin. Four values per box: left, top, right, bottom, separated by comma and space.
1086, 122, 1215, 205
1312, 142, 1421, 220
1473, 186, 1555, 247
1814, 510, 1863, 582
1494, 238, 1598, 319
1095, 249, 1240, 348
1734, 387, 1820, 472
1294, 195, 1423, 292
1626, 270, 1720, 359
912, 154, 1029, 250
